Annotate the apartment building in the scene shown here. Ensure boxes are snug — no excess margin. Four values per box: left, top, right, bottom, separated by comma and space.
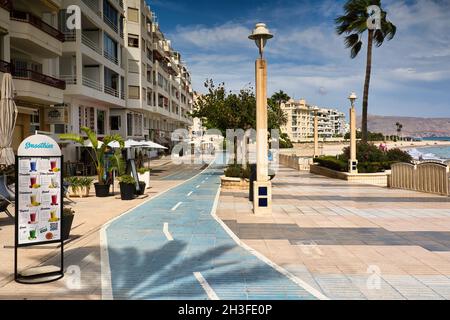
281, 99, 347, 142
122, 0, 193, 147
1, 0, 194, 161
0, 0, 65, 152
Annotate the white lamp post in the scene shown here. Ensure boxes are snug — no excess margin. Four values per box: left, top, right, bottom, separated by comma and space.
348, 92, 358, 174
249, 23, 273, 214
313, 106, 320, 158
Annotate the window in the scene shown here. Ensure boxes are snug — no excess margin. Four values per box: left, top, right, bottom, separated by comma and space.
110, 115, 121, 131
103, 0, 118, 31
104, 33, 118, 62
30, 111, 40, 134
127, 113, 133, 136
128, 85, 140, 99
104, 67, 118, 90
127, 7, 138, 22
128, 34, 139, 48
128, 59, 139, 73
97, 110, 106, 135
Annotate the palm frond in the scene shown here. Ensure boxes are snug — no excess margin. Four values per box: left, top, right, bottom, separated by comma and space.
373, 29, 385, 47
344, 34, 360, 48
59, 133, 84, 145
80, 127, 98, 149
351, 41, 363, 59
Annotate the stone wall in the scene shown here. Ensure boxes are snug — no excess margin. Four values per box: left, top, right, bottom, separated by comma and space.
310, 164, 390, 187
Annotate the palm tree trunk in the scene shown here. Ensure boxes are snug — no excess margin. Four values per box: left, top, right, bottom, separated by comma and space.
362, 30, 374, 143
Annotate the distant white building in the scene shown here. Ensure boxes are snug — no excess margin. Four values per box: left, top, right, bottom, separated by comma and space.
281, 99, 347, 142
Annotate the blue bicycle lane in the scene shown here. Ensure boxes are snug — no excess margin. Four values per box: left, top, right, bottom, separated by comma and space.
104, 162, 321, 300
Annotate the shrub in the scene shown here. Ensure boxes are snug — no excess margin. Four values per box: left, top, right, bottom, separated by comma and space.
224, 164, 252, 179
118, 175, 136, 185
386, 148, 413, 163
357, 161, 396, 173
341, 142, 385, 163
314, 156, 348, 172
138, 167, 150, 175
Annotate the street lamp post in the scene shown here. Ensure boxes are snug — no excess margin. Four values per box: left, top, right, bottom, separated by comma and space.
249, 23, 273, 214
313, 106, 319, 158
348, 92, 358, 174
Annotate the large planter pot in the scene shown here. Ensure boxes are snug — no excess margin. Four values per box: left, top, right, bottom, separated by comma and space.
69, 186, 91, 198
62, 214, 74, 241
120, 182, 136, 200
94, 183, 111, 197
138, 171, 150, 188
220, 176, 249, 190
135, 181, 146, 196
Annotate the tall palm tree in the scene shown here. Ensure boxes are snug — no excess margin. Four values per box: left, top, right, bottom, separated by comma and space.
396, 122, 403, 140
336, 0, 396, 143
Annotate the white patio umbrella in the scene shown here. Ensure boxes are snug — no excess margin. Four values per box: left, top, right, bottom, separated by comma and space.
139, 140, 167, 150
0, 73, 18, 166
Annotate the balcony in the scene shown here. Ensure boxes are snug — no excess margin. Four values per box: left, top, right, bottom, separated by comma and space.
82, 0, 101, 18
11, 67, 66, 90
0, 0, 11, 11
82, 33, 102, 55
0, 60, 10, 73
10, 10, 64, 42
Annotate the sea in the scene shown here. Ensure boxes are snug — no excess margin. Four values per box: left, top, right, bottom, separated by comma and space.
407, 137, 450, 161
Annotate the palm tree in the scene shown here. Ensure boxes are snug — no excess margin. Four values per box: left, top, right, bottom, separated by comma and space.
60, 127, 124, 185
336, 0, 396, 143
395, 122, 403, 141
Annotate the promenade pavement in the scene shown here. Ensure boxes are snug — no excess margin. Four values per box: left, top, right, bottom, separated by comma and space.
218, 166, 450, 300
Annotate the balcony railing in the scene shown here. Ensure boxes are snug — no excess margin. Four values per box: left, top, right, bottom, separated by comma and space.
82, 34, 102, 55
0, 0, 12, 11
103, 14, 118, 33
104, 85, 119, 98
60, 75, 77, 85
82, 0, 101, 18
11, 67, 66, 90
82, 76, 103, 92
64, 31, 76, 42
10, 10, 65, 42
103, 50, 119, 65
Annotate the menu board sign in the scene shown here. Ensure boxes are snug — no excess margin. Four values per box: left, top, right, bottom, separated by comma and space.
16, 135, 63, 247
17, 157, 62, 245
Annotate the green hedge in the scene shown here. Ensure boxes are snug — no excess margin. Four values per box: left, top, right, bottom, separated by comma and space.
314, 157, 399, 174
224, 164, 251, 179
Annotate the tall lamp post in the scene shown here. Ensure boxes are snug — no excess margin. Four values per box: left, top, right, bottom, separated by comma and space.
313, 106, 320, 158
348, 92, 358, 174
249, 23, 273, 214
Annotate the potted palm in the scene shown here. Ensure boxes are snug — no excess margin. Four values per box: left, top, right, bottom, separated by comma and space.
60, 127, 124, 197
62, 207, 75, 241
118, 175, 136, 200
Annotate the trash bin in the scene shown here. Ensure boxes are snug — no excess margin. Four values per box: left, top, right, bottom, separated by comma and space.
249, 164, 257, 201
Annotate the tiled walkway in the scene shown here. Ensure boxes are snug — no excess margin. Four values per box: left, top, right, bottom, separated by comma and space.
218, 167, 450, 300
103, 163, 321, 300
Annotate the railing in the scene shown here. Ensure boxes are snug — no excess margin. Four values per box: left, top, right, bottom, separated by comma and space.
10, 10, 65, 42
104, 85, 119, 98
103, 14, 118, 33
0, 0, 12, 11
82, 76, 102, 92
103, 50, 119, 65
390, 162, 449, 196
60, 75, 77, 85
64, 31, 76, 42
82, 0, 101, 18
120, 91, 125, 100
12, 67, 66, 89
0, 60, 10, 73
82, 34, 102, 55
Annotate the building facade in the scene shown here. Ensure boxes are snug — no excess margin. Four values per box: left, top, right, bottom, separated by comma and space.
0, 0, 193, 161
281, 99, 347, 142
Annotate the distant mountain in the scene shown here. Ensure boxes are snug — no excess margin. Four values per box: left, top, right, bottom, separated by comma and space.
356, 115, 450, 138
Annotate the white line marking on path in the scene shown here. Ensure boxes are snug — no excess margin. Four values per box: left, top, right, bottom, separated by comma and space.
187, 191, 193, 197
163, 223, 174, 241
171, 202, 182, 211
194, 272, 219, 300
210, 187, 330, 301
196, 185, 200, 188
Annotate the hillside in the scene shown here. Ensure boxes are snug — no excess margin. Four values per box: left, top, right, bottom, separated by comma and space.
356, 115, 450, 138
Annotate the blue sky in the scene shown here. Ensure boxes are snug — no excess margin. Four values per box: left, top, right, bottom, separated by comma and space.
147, 0, 450, 117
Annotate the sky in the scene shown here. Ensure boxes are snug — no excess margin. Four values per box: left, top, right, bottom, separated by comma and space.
146, 0, 450, 118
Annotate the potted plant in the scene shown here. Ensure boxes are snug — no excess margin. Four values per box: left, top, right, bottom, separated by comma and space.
62, 207, 75, 241
137, 167, 150, 190
79, 177, 94, 197
60, 127, 124, 197
65, 177, 80, 197
118, 175, 136, 200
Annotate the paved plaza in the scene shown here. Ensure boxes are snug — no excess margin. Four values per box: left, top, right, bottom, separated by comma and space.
2, 158, 450, 299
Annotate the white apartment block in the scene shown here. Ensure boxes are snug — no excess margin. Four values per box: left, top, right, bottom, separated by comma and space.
0, 0, 194, 161
281, 99, 347, 142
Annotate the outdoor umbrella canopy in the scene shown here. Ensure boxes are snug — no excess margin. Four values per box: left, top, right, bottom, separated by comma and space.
0, 73, 18, 167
